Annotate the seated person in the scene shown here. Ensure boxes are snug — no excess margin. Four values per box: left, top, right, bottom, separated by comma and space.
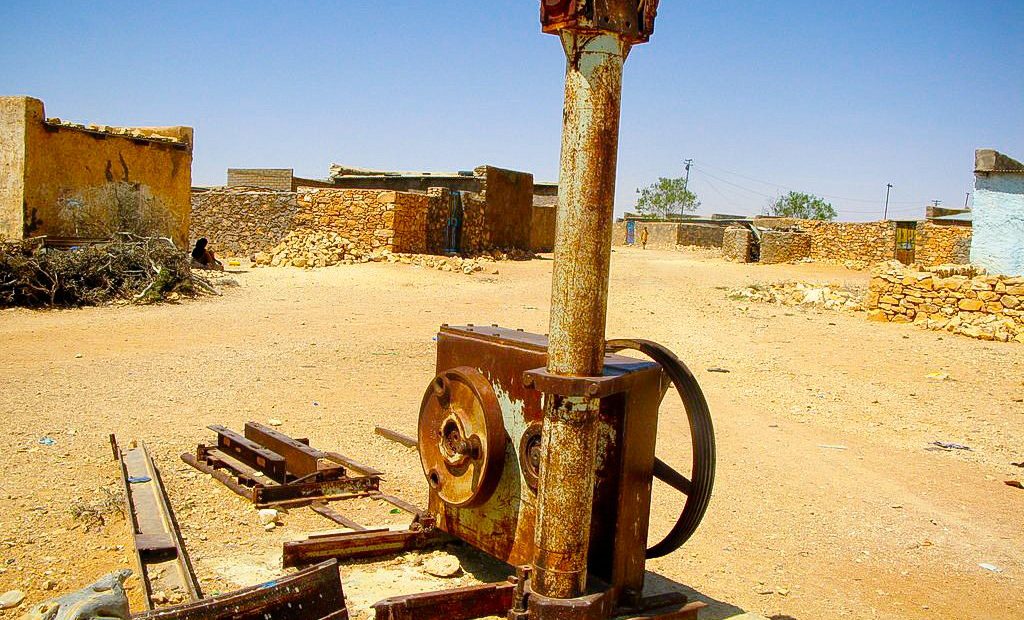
190, 238, 224, 271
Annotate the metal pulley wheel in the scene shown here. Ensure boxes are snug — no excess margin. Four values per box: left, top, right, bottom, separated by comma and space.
606, 339, 716, 558
419, 366, 507, 508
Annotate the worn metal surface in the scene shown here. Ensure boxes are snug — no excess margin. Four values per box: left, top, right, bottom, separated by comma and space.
540, 0, 660, 44
114, 438, 201, 610
372, 582, 516, 620
132, 559, 348, 620
375, 426, 418, 448
183, 425, 382, 508
546, 31, 628, 378
244, 421, 343, 478
419, 366, 507, 508
282, 527, 450, 568
430, 326, 663, 601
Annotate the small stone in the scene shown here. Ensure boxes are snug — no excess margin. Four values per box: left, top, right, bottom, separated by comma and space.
268, 418, 283, 427
0, 590, 25, 609
422, 553, 462, 578
258, 509, 279, 526
264, 522, 276, 531
74, 353, 83, 359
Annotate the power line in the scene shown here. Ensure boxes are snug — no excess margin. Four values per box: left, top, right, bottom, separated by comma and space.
693, 160, 922, 205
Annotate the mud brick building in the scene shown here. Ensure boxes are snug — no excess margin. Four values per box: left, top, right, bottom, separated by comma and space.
0, 96, 193, 247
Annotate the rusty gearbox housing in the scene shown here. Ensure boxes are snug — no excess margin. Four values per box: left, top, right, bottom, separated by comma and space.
420, 325, 664, 598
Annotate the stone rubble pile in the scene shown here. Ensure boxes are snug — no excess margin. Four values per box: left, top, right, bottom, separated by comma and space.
729, 281, 862, 311
866, 262, 1024, 343
252, 230, 526, 274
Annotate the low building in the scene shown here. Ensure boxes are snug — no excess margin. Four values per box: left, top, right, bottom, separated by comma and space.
0, 96, 193, 247
193, 164, 550, 257
971, 149, 1024, 275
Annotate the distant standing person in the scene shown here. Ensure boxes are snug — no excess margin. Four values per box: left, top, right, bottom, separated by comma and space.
639, 226, 649, 250
190, 238, 224, 271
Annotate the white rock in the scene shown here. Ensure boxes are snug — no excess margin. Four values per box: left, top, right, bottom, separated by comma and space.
0, 590, 25, 609
258, 509, 279, 526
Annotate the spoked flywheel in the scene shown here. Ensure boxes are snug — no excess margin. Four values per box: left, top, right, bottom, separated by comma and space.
606, 339, 716, 558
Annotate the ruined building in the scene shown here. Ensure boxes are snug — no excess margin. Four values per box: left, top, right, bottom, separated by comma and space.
0, 96, 193, 247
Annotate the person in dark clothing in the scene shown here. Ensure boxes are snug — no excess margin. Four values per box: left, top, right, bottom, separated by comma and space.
190, 238, 224, 271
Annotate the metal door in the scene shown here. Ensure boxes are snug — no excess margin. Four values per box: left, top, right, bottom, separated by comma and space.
895, 222, 916, 264
444, 192, 464, 254
626, 220, 635, 245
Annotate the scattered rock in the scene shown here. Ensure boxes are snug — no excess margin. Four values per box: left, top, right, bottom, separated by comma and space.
729, 281, 863, 312
257, 509, 279, 526
267, 418, 283, 427
0, 590, 25, 609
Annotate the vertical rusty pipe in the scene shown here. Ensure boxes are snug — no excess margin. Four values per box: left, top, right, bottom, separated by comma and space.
546, 31, 629, 378
532, 32, 630, 601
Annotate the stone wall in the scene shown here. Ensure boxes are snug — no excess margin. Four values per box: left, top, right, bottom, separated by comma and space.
866, 263, 1024, 343
296, 188, 424, 254
191, 186, 445, 257
190, 188, 298, 257
425, 187, 450, 254
801, 220, 897, 264
461, 166, 534, 253
677, 223, 725, 248
723, 227, 754, 262
760, 231, 811, 263
227, 168, 293, 191
1, 96, 193, 247
916, 222, 972, 266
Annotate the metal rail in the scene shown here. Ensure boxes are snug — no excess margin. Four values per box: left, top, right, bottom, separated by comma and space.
113, 436, 201, 610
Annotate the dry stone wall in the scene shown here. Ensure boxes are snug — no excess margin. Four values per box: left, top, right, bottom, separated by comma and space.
190, 188, 298, 257
866, 263, 1024, 343
296, 188, 416, 254
760, 231, 811, 264
723, 227, 754, 262
801, 220, 897, 265
916, 223, 972, 266
677, 223, 725, 248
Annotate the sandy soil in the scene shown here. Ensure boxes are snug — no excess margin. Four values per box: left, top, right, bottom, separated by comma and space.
0, 247, 1021, 619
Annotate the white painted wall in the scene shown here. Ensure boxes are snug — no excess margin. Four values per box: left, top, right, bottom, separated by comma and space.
971, 173, 1024, 275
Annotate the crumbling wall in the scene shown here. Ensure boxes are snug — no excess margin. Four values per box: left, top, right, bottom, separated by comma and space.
1, 96, 192, 247
760, 231, 811, 263
866, 263, 1024, 343
190, 189, 298, 257
0, 98, 28, 239
722, 227, 754, 262
915, 222, 972, 266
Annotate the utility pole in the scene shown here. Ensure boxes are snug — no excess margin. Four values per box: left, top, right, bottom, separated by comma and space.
682, 158, 693, 215
883, 183, 893, 220
964, 192, 970, 208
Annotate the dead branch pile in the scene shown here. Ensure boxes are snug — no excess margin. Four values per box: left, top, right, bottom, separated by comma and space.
0, 237, 213, 308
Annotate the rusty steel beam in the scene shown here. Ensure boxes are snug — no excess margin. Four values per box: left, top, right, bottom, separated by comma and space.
131, 559, 348, 620
209, 425, 287, 483
372, 582, 516, 620
244, 421, 344, 478
375, 426, 418, 448
282, 528, 451, 568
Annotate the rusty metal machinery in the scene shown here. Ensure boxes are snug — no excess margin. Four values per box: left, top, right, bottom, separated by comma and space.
297, 2, 716, 618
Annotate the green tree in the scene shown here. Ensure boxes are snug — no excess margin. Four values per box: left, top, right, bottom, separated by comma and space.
765, 191, 837, 220
635, 177, 700, 218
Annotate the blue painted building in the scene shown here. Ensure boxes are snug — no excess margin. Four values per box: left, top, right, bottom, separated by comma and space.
970, 149, 1024, 275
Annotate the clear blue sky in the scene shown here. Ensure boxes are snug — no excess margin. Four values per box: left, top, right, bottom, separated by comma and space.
2, 1, 1021, 221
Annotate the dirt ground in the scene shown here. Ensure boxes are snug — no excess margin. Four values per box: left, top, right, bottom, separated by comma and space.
0, 247, 1021, 619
